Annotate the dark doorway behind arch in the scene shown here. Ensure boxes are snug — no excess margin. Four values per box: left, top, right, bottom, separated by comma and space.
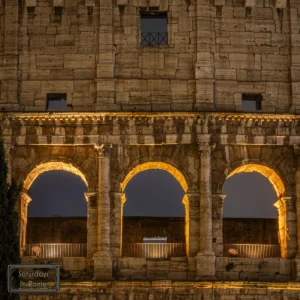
28, 170, 88, 217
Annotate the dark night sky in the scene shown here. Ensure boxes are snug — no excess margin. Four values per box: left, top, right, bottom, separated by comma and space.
27, 169, 277, 219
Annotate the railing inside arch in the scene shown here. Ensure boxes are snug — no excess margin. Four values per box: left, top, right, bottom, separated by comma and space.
223, 243, 280, 258
141, 32, 168, 45
126, 243, 185, 258
25, 243, 87, 258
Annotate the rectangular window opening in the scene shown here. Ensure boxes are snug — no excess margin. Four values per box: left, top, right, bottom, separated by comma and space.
242, 94, 262, 112
47, 93, 67, 111
140, 11, 168, 46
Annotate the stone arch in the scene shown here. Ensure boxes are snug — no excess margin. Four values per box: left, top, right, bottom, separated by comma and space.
23, 161, 89, 192
121, 161, 188, 193
19, 161, 90, 258
218, 163, 289, 258
120, 161, 190, 257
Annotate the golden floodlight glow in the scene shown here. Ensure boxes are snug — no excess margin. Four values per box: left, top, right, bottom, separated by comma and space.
226, 163, 285, 198
226, 163, 287, 258
120, 162, 188, 193
120, 162, 190, 256
23, 161, 89, 191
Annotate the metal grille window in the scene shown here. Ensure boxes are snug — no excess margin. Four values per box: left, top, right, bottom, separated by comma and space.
242, 94, 262, 112
140, 11, 168, 45
47, 93, 67, 111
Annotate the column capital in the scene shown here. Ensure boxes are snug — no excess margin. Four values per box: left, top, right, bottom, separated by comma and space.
198, 142, 216, 155
96, 143, 112, 157
274, 196, 291, 209
20, 192, 32, 205
212, 194, 226, 202
84, 192, 97, 203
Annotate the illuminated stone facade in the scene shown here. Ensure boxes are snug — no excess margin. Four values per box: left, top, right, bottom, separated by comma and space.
1, 0, 300, 298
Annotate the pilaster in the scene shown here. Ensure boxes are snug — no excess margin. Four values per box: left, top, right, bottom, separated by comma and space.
93, 144, 113, 280
96, 0, 119, 111
1, 1, 19, 108
194, 0, 215, 110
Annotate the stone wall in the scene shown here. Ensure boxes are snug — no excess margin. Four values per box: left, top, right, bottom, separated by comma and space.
0, 0, 297, 112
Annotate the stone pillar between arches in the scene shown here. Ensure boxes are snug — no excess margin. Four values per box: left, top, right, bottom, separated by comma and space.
93, 144, 113, 280
196, 143, 216, 280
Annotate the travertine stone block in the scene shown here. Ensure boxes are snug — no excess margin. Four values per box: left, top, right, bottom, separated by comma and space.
53, 0, 64, 6
214, 0, 225, 5
25, 0, 36, 6
276, 0, 286, 8
245, 0, 256, 7
149, 0, 160, 6
85, 0, 95, 6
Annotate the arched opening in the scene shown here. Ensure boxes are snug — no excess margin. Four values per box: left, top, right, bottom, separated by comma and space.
222, 164, 287, 258
20, 162, 89, 259
120, 162, 189, 258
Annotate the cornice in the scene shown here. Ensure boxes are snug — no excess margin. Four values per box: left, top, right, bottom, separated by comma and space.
2, 112, 300, 124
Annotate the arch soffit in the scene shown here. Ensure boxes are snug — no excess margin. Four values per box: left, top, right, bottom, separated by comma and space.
225, 163, 285, 198
120, 161, 188, 193
23, 161, 89, 191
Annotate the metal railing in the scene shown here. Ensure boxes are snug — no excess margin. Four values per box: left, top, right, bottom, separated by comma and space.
25, 243, 87, 258
141, 32, 168, 45
125, 243, 185, 258
223, 243, 280, 258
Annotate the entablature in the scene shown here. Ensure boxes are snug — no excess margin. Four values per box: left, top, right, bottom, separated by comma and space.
1, 112, 300, 146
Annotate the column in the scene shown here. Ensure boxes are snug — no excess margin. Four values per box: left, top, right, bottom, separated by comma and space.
85, 192, 98, 258
196, 142, 216, 279
19, 192, 32, 257
194, 0, 215, 110
93, 144, 113, 280
212, 194, 226, 257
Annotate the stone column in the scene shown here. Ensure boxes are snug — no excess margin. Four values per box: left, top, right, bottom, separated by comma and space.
196, 142, 216, 279
212, 194, 226, 257
93, 144, 113, 280
19, 192, 32, 257
85, 192, 98, 258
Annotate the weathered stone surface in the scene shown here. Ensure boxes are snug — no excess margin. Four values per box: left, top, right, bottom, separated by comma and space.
1, 0, 300, 296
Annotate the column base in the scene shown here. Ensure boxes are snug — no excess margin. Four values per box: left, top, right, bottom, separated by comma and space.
93, 250, 113, 280
196, 252, 217, 280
